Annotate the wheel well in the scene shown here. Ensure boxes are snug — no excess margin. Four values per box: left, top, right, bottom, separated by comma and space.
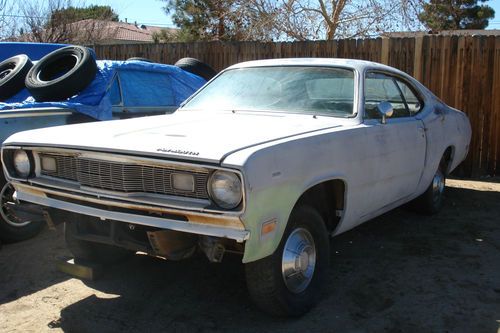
294, 179, 345, 233
441, 146, 454, 175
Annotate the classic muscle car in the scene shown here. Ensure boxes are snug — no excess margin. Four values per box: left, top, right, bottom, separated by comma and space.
1, 58, 471, 316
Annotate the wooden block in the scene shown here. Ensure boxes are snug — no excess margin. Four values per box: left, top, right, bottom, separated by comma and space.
56, 257, 103, 281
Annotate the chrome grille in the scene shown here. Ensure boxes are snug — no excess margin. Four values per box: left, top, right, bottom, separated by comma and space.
39, 154, 209, 199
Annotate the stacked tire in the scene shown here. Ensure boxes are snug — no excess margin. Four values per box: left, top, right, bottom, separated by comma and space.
0, 45, 97, 102
174, 57, 216, 81
0, 54, 33, 100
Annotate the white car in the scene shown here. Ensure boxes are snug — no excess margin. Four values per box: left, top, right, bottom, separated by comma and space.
1, 58, 471, 316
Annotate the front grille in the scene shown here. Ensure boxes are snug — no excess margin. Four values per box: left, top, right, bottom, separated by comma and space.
39, 154, 209, 199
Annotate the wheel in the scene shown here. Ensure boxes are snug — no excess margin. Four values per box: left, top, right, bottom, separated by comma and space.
0, 179, 44, 242
0, 54, 33, 100
410, 162, 446, 215
65, 219, 132, 264
245, 205, 330, 316
25, 45, 97, 101
174, 57, 216, 81
126, 57, 152, 63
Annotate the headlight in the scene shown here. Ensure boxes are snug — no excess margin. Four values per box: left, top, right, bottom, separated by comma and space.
13, 150, 31, 177
208, 170, 242, 209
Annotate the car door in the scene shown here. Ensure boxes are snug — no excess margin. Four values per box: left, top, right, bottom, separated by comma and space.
359, 71, 426, 216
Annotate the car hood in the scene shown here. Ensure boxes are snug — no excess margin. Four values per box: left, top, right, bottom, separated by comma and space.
4, 110, 346, 164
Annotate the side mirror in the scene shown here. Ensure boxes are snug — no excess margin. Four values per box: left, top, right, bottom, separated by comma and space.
377, 101, 394, 124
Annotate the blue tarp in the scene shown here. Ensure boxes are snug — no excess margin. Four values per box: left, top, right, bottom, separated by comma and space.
0, 42, 66, 61
0, 60, 207, 120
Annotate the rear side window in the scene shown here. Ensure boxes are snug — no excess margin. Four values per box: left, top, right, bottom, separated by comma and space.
119, 70, 175, 107
396, 80, 422, 115
364, 72, 423, 119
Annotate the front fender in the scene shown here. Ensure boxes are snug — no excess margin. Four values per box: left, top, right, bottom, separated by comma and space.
239, 155, 348, 263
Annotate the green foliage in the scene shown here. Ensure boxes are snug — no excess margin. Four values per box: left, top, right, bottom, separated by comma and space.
418, 0, 495, 30
152, 28, 180, 43
162, 0, 247, 41
49, 5, 119, 25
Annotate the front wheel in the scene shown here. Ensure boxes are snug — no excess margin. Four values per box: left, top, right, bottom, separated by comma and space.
0, 181, 44, 242
245, 205, 330, 316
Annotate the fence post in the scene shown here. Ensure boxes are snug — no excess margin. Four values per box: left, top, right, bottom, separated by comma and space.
381, 37, 390, 65
413, 36, 423, 81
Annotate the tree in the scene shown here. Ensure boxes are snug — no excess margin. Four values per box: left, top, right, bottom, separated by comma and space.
161, 0, 424, 42
152, 28, 179, 42
0, 0, 17, 39
49, 5, 119, 25
162, 0, 252, 41
418, 0, 495, 30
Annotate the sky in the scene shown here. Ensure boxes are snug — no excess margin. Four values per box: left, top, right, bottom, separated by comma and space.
89, 0, 174, 27
88, 0, 500, 30
489, 0, 500, 29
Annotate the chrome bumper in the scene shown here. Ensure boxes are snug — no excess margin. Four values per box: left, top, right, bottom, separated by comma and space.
16, 185, 250, 243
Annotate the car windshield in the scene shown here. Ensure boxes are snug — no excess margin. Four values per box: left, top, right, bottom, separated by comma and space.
182, 66, 355, 117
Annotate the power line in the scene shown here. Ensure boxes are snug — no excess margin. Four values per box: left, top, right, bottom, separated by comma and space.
0, 14, 49, 19
1, 14, 175, 27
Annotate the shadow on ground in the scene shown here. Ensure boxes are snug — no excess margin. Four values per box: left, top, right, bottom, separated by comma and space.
46, 185, 500, 333
0, 225, 72, 305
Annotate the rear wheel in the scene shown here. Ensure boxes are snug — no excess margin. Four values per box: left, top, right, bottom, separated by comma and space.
65, 218, 132, 264
410, 162, 446, 215
245, 205, 330, 316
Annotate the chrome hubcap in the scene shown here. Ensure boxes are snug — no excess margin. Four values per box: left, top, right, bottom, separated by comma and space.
281, 227, 316, 294
432, 169, 445, 204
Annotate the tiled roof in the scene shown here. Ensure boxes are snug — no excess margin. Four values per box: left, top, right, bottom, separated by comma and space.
71, 19, 175, 42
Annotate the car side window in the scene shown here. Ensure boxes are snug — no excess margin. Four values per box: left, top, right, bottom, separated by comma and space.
396, 80, 422, 115
364, 72, 411, 119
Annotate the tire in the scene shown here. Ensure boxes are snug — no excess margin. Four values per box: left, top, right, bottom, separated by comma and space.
409, 161, 446, 215
0, 174, 44, 242
65, 219, 132, 264
0, 54, 33, 100
25, 45, 97, 101
126, 57, 152, 63
245, 205, 330, 316
174, 57, 216, 81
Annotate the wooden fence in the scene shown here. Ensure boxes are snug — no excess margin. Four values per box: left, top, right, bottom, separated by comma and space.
93, 36, 500, 177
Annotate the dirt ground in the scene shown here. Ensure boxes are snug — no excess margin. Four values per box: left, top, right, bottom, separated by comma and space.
0, 178, 499, 333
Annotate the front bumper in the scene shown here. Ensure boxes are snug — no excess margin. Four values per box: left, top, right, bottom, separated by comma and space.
14, 182, 250, 243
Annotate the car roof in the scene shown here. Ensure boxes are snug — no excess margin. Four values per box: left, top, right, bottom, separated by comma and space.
227, 58, 403, 73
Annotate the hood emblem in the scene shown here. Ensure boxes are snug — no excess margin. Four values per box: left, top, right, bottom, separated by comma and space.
157, 148, 200, 156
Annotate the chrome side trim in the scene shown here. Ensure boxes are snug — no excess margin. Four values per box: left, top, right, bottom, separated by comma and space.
17, 190, 250, 243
